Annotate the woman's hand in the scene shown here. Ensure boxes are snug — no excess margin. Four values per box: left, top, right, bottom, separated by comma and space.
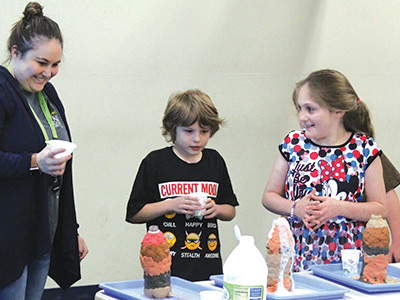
36, 146, 71, 176
78, 235, 89, 260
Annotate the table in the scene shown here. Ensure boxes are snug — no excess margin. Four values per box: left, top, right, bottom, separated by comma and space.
95, 264, 400, 300
299, 271, 400, 300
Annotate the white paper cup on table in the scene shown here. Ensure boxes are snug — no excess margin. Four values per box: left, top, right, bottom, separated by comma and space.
341, 249, 361, 276
190, 192, 207, 218
46, 139, 77, 158
199, 290, 223, 300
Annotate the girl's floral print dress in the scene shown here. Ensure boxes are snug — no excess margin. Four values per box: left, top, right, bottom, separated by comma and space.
279, 130, 381, 271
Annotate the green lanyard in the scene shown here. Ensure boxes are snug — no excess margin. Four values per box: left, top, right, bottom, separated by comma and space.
6, 63, 58, 141
29, 92, 59, 141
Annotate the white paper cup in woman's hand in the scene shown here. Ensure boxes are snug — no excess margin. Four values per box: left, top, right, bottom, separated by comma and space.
46, 139, 77, 158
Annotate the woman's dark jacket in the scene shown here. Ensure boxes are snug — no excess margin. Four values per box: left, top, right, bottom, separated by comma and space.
0, 66, 80, 290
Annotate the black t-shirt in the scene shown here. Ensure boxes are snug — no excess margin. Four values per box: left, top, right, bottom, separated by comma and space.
381, 153, 400, 192
126, 147, 238, 281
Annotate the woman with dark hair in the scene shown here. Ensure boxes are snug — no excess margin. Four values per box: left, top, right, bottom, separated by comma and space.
0, 2, 87, 299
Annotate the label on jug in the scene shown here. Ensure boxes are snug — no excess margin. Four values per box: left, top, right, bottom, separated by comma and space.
222, 282, 264, 300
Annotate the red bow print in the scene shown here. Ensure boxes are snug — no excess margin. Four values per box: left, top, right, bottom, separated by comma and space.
319, 156, 346, 182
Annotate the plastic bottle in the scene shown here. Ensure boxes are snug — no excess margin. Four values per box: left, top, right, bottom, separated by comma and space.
140, 225, 172, 298
222, 235, 268, 300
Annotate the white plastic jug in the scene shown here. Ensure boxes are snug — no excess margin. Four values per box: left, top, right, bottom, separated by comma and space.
222, 234, 268, 300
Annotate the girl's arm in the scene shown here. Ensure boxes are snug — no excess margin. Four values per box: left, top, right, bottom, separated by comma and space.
262, 154, 292, 214
387, 189, 400, 262
307, 156, 387, 229
262, 154, 315, 221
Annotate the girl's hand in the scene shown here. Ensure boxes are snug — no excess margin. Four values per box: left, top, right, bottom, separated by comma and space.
36, 146, 71, 176
388, 240, 400, 263
305, 194, 342, 231
293, 189, 317, 224
168, 196, 202, 215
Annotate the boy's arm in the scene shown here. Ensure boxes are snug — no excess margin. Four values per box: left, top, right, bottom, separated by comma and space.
387, 189, 400, 262
215, 204, 236, 221
380, 153, 400, 262
127, 200, 173, 223
203, 200, 236, 221
128, 196, 204, 223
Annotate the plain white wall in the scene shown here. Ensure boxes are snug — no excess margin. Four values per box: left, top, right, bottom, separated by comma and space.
1, 0, 399, 288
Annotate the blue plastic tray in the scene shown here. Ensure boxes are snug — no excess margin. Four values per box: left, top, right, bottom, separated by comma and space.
311, 263, 400, 293
210, 273, 349, 299
99, 276, 220, 300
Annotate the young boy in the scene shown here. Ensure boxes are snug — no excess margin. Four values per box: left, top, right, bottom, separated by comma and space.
126, 89, 238, 281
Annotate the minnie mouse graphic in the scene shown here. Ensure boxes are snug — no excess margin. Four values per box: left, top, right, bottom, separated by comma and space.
318, 156, 360, 202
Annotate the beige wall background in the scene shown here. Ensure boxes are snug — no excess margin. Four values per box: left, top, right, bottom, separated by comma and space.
1, 0, 399, 288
